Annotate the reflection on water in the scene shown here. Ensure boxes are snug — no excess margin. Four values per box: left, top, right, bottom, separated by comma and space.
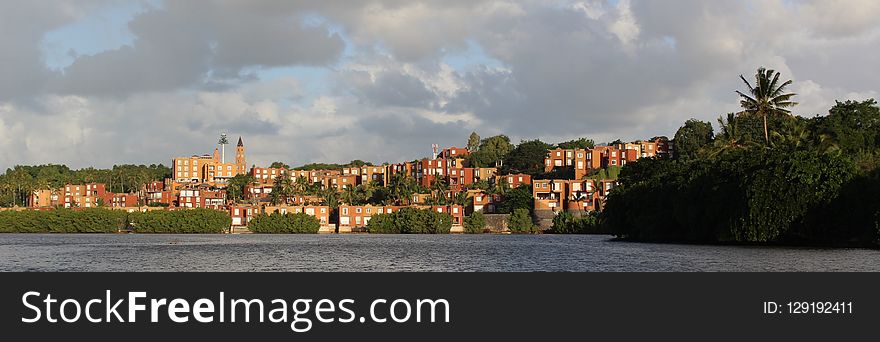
1, 234, 878, 272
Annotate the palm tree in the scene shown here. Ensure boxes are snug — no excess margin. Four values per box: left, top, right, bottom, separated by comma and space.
736, 67, 798, 144
709, 113, 761, 157
430, 178, 448, 205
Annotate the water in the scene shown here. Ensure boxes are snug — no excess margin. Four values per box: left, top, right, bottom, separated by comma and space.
0, 234, 878, 272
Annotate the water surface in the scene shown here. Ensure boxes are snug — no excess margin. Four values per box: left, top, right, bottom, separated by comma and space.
1, 234, 878, 272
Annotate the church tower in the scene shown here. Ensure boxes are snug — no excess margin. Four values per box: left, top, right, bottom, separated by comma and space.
236, 137, 246, 175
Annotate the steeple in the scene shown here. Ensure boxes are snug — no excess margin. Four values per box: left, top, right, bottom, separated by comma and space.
235, 136, 246, 175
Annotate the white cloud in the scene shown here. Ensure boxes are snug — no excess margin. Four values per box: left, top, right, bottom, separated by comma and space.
1, 0, 879, 169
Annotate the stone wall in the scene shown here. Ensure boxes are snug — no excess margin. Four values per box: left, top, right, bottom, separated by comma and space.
484, 214, 510, 233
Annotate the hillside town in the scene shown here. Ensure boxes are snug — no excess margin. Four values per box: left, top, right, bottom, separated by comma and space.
17, 133, 672, 233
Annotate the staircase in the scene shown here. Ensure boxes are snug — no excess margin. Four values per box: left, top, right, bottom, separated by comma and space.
230, 226, 252, 234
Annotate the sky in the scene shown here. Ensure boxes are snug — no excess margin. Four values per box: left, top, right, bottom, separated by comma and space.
1, 0, 879, 170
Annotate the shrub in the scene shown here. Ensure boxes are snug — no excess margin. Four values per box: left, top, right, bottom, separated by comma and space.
249, 212, 321, 234
0, 209, 125, 233
367, 208, 452, 234
508, 208, 537, 234
549, 211, 603, 234
129, 209, 230, 234
464, 212, 487, 234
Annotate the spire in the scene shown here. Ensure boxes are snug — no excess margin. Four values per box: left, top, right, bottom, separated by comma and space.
237, 137, 244, 147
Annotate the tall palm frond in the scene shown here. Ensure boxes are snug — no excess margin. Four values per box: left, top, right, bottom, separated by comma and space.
736, 67, 798, 144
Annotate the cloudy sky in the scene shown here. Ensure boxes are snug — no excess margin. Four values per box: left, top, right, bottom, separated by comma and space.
1, 0, 878, 170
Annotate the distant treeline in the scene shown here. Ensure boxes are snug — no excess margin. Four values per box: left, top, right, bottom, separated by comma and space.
0, 208, 230, 234
0, 164, 171, 207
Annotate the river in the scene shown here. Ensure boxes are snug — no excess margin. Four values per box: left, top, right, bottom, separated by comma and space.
1, 234, 878, 271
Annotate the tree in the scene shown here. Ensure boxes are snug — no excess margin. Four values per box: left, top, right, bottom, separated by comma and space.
226, 174, 256, 203
501, 140, 552, 175
557, 138, 595, 150
710, 113, 760, 158
673, 119, 714, 160
814, 99, 880, 155
467, 131, 481, 152
430, 177, 449, 204
508, 208, 537, 233
269, 162, 290, 169
497, 185, 533, 214
736, 67, 798, 144
467, 135, 514, 167
464, 212, 487, 234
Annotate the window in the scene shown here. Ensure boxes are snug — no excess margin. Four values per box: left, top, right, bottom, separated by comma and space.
342, 208, 348, 215
320, 208, 326, 213
356, 207, 362, 213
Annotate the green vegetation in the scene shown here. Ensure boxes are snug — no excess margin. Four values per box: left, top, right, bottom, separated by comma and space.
366, 207, 452, 234
467, 131, 481, 153
549, 211, 604, 234
226, 174, 256, 203
557, 138, 595, 150
508, 208, 537, 234
466, 135, 514, 168
293, 160, 374, 171
603, 67, 880, 247
0, 164, 170, 207
128, 209, 231, 234
673, 119, 714, 160
0, 209, 126, 233
249, 212, 321, 234
464, 212, 487, 234
269, 161, 290, 169
501, 140, 553, 176
496, 185, 533, 214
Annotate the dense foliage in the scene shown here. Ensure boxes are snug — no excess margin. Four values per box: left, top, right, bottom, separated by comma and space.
0, 164, 170, 207
249, 212, 321, 234
366, 208, 452, 234
500, 140, 553, 176
673, 119, 714, 160
549, 211, 604, 234
467, 135, 514, 168
508, 208, 537, 234
496, 185, 533, 214
464, 212, 487, 234
556, 138, 595, 150
604, 98, 880, 246
293, 160, 374, 171
0, 209, 126, 233
128, 209, 231, 234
